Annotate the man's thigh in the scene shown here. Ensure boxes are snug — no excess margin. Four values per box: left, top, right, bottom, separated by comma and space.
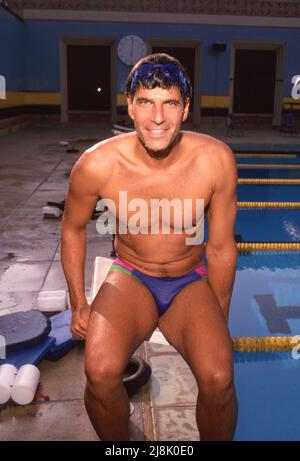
85, 269, 159, 374
158, 279, 233, 378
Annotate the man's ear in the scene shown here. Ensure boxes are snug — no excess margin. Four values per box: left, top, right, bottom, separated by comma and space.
127, 96, 134, 121
182, 98, 190, 122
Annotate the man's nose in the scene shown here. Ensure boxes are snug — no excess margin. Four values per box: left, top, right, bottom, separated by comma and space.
150, 103, 166, 124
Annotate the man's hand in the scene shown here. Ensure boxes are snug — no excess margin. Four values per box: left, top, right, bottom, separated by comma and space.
70, 304, 91, 340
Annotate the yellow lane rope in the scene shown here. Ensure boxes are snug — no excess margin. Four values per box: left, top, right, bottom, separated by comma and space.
238, 201, 300, 208
236, 242, 300, 250
203, 243, 300, 250
238, 178, 300, 184
232, 336, 299, 352
237, 164, 300, 169
235, 154, 297, 158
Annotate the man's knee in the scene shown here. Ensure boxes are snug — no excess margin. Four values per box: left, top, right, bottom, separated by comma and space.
85, 358, 124, 391
197, 362, 234, 396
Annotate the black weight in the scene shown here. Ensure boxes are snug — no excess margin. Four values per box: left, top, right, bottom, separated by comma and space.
123, 356, 152, 397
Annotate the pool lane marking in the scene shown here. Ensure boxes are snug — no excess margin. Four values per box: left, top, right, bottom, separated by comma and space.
238, 201, 300, 208
235, 153, 298, 158
238, 164, 300, 169
238, 178, 300, 184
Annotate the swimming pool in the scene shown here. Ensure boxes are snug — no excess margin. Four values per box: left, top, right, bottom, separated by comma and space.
229, 153, 300, 440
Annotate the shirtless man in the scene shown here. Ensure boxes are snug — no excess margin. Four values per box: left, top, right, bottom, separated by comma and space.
61, 53, 238, 441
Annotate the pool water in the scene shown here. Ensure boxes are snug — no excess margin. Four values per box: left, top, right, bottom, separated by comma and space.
229, 154, 300, 440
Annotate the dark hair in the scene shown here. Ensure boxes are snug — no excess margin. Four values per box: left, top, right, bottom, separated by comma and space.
125, 53, 192, 103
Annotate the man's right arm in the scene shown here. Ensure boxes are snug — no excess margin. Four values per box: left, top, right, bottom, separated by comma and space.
61, 152, 100, 338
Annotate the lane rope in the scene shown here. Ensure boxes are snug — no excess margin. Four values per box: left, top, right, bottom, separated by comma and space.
238, 201, 300, 208
235, 153, 298, 158
236, 242, 300, 250
232, 336, 299, 352
237, 164, 300, 169
238, 178, 300, 184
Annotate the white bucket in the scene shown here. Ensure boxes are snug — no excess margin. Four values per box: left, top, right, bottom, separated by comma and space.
0, 364, 18, 404
11, 364, 40, 405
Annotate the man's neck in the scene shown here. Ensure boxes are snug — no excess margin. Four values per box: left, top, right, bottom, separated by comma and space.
135, 132, 184, 169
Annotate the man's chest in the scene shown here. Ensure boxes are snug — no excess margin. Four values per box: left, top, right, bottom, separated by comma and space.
103, 166, 212, 204
100, 167, 212, 233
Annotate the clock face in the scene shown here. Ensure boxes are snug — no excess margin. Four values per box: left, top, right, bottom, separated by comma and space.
117, 35, 148, 66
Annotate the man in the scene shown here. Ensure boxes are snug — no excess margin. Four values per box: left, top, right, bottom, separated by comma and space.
61, 53, 238, 441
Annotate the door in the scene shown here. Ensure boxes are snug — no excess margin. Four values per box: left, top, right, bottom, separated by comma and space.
233, 49, 277, 114
67, 45, 111, 112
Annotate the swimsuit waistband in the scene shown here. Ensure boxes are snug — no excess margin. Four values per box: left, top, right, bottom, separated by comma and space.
113, 257, 207, 278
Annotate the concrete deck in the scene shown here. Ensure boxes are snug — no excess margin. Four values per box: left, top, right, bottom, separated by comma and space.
0, 122, 299, 441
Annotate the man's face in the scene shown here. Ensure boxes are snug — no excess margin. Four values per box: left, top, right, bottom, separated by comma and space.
127, 85, 189, 156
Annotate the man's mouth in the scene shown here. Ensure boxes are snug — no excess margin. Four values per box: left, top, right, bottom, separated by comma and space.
146, 128, 169, 138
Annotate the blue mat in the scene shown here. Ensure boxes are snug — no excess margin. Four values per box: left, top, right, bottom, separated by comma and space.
0, 336, 56, 368
0, 309, 80, 367
46, 309, 81, 361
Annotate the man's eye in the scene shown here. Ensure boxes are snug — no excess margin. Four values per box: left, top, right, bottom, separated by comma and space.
139, 100, 151, 106
167, 101, 178, 107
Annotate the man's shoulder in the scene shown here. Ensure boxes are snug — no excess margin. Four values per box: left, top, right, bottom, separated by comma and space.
77, 132, 135, 171
85, 132, 134, 159
182, 131, 234, 163
183, 130, 231, 152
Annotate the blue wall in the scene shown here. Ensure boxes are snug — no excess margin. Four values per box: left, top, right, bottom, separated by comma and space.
1, 14, 300, 98
0, 6, 25, 91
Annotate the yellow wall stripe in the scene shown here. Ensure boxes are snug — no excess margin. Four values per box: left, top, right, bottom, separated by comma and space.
1, 92, 299, 110
283, 97, 300, 109
0, 92, 61, 107
201, 95, 229, 108
117, 94, 230, 107
117, 93, 127, 106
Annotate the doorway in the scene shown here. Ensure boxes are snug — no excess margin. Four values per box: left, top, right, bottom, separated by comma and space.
233, 49, 277, 114
60, 38, 117, 123
67, 45, 111, 112
229, 42, 285, 125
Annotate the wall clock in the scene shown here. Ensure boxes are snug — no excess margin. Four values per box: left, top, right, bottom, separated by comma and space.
117, 35, 148, 66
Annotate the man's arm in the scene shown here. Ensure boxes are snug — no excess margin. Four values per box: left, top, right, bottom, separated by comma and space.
205, 144, 238, 322
61, 152, 100, 338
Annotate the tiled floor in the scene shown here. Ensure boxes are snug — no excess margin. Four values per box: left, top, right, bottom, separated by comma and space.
0, 123, 300, 441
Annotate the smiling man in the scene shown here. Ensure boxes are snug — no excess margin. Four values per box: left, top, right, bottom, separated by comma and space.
61, 53, 238, 441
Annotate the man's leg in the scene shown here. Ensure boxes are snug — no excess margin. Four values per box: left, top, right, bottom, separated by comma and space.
85, 269, 158, 441
158, 279, 237, 441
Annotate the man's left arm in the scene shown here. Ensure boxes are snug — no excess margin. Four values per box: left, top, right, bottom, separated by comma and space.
205, 144, 238, 322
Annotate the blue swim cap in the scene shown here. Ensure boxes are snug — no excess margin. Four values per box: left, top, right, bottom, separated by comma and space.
130, 62, 189, 98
